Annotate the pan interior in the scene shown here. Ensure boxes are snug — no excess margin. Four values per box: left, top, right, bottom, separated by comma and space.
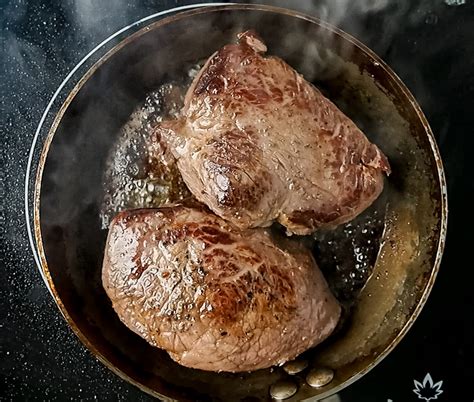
37, 7, 443, 402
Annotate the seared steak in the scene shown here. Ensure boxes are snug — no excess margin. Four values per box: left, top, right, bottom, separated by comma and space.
102, 206, 341, 372
157, 31, 390, 235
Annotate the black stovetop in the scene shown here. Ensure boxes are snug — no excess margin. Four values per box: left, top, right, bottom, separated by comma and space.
1, 1, 473, 401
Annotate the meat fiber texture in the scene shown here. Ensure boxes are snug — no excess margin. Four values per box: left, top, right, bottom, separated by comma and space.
102, 206, 341, 372
157, 31, 390, 235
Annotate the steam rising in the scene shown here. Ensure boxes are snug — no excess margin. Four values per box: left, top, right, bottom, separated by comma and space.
13, 0, 457, 232
69, 0, 139, 36
9, 0, 464, 236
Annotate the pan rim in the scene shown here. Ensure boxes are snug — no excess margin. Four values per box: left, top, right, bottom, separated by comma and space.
28, 4, 448, 401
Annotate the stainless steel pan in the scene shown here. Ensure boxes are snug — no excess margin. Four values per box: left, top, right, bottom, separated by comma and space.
32, 5, 447, 401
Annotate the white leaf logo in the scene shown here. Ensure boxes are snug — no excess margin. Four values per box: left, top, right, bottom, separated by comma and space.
413, 373, 443, 401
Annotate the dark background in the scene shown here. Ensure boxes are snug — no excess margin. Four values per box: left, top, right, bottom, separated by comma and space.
1, 0, 473, 401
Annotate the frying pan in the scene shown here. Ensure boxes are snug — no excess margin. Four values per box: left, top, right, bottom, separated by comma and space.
31, 4, 447, 401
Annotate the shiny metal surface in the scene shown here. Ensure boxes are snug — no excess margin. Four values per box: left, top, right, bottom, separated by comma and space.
283, 359, 309, 375
269, 380, 299, 400
306, 368, 335, 389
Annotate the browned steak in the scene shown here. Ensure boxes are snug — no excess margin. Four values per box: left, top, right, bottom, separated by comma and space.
102, 206, 341, 372
156, 31, 390, 235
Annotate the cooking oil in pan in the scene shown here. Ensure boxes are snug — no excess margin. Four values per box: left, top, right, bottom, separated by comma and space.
100, 82, 191, 229
313, 203, 385, 309
100, 64, 204, 229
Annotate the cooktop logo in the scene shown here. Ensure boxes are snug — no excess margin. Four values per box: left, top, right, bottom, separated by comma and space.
387, 373, 444, 402
412, 373, 444, 401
